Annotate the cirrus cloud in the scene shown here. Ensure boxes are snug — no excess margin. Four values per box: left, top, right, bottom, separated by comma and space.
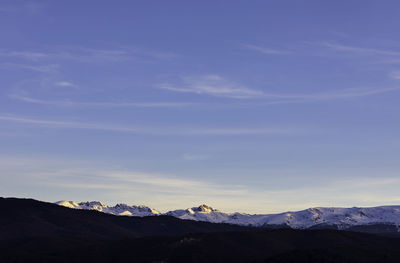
158, 75, 264, 99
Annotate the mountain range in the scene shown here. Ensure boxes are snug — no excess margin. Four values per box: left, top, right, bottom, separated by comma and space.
56, 200, 400, 232
4, 197, 400, 262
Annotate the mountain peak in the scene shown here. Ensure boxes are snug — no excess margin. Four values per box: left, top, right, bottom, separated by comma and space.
57, 201, 160, 217
55, 201, 400, 230
78, 201, 106, 207
55, 200, 80, 209
115, 203, 130, 208
193, 204, 216, 213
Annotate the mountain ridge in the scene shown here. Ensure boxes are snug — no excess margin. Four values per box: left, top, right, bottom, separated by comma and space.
56, 200, 400, 231
4, 197, 400, 262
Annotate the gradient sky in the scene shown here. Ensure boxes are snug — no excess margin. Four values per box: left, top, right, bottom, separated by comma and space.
1, 0, 400, 213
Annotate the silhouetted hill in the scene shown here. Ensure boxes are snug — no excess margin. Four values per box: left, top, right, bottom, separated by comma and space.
2, 197, 400, 262
0, 197, 249, 240
2, 229, 400, 262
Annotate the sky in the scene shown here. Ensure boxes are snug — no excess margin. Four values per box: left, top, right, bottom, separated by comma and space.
1, 0, 400, 213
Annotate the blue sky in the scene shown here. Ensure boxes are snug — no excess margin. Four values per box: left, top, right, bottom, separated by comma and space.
1, 0, 400, 213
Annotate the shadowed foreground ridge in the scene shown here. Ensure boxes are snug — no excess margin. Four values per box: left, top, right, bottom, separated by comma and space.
0, 197, 249, 240
2, 198, 400, 263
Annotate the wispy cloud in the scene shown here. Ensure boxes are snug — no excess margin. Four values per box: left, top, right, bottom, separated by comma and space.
0, 114, 289, 136
242, 44, 291, 55
42, 169, 248, 198
244, 42, 400, 58
0, 62, 59, 72
13, 85, 396, 109
0, 115, 133, 132
0, 46, 177, 63
261, 87, 400, 101
117, 45, 177, 60
0, 156, 250, 211
159, 75, 400, 101
181, 128, 286, 135
3, 156, 400, 213
159, 75, 264, 99
317, 41, 400, 79
321, 42, 400, 56
0, 2, 44, 14
0, 48, 126, 62
55, 81, 78, 88
36, 168, 221, 191
389, 71, 400, 80
0, 50, 49, 61
11, 95, 200, 108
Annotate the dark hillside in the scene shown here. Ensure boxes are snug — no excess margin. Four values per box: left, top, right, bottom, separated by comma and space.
2, 197, 400, 263
0, 197, 250, 240
2, 229, 400, 263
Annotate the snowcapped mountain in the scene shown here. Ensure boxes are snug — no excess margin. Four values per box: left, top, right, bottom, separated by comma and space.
55, 201, 160, 217
56, 201, 400, 230
252, 206, 400, 229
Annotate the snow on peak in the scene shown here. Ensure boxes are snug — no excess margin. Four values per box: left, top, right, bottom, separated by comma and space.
79, 201, 106, 207
166, 205, 235, 223
55, 200, 80, 209
112, 203, 161, 216
55, 200, 160, 217
55, 201, 400, 230
192, 204, 217, 213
